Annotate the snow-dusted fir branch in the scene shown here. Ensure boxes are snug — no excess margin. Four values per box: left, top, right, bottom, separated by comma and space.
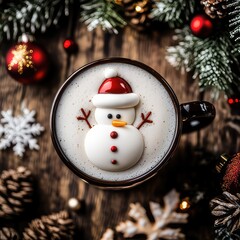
0, 108, 44, 157
166, 28, 240, 96
151, 0, 195, 28
227, 0, 240, 48
80, 0, 126, 34
0, 0, 72, 41
193, 34, 235, 93
166, 28, 197, 73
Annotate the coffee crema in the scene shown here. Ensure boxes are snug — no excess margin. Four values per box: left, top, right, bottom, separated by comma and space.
53, 61, 179, 184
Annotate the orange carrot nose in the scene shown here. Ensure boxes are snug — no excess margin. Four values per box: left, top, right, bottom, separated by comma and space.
112, 120, 127, 127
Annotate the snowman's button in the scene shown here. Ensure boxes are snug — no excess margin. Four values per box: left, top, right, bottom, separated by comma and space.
110, 131, 118, 139
111, 160, 117, 164
110, 146, 118, 152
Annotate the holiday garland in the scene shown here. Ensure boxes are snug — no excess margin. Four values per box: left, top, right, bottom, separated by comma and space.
0, 0, 240, 95
80, 0, 126, 34
151, 0, 196, 28
166, 28, 240, 96
0, 0, 73, 41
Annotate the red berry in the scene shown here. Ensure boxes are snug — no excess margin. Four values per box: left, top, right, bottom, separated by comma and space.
190, 15, 213, 38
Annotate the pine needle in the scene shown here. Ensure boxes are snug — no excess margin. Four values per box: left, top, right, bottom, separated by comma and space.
80, 0, 126, 34
151, 0, 196, 28
166, 28, 240, 96
227, 0, 240, 49
0, 0, 73, 41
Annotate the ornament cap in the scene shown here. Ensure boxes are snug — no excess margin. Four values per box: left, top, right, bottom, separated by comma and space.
216, 153, 231, 173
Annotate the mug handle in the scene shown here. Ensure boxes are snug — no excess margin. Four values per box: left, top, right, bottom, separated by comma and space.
180, 101, 216, 133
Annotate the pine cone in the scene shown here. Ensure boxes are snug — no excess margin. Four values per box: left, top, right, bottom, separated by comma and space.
116, 0, 154, 31
200, 0, 227, 19
0, 227, 19, 240
23, 211, 75, 240
210, 191, 240, 237
0, 166, 33, 219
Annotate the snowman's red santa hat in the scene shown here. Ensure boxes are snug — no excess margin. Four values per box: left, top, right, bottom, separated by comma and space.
92, 68, 140, 108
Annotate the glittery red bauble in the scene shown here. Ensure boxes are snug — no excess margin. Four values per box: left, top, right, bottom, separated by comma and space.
5, 41, 49, 84
222, 153, 240, 194
190, 14, 213, 38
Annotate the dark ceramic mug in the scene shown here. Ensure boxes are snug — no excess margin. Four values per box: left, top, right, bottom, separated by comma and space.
50, 58, 215, 189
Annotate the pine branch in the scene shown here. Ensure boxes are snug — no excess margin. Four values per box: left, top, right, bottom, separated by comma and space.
151, 0, 196, 28
227, 0, 240, 49
167, 28, 240, 96
0, 0, 73, 41
194, 35, 233, 93
80, 0, 126, 34
166, 28, 197, 73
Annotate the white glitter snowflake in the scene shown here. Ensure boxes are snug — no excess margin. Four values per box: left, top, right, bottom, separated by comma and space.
0, 107, 44, 157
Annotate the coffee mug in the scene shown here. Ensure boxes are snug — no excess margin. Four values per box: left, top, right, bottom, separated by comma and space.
50, 58, 215, 189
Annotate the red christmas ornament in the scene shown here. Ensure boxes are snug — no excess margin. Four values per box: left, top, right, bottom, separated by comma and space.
63, 38, 78, 54
228, 97, 240, 105
5, 41, 49, 84
217, 153, 240, 194
222, 153, 240, 194
190, 14, 213, 38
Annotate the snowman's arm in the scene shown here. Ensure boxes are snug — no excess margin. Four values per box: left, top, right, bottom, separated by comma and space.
136, 111, 153, 130
77, 108, 92, 129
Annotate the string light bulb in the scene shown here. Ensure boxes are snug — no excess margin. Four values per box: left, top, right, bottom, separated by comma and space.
135, 1, 148, 13
68, 197, 81, 211
228, 97, 240, 105
135, 5, 143, 12
179, 198, 191, 210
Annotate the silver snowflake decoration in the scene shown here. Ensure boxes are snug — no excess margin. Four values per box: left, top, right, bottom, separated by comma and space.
0, 108, 44, 157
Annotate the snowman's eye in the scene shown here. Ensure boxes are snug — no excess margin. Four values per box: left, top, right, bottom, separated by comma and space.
107, 114, 113, 119
116, 114, 121, 119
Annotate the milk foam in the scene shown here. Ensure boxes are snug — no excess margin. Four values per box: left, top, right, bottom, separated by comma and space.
54, 62, 178, 182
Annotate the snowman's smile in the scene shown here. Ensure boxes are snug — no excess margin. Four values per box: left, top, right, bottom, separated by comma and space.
112, 120, 127, 127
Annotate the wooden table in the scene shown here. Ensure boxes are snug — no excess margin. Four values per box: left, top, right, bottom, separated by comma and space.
0, 24, 239, 239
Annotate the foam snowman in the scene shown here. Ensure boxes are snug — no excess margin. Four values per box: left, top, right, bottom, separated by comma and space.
84, 68, 144, 172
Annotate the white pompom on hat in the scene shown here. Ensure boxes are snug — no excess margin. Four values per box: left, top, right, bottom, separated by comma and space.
92, 68, 139, 108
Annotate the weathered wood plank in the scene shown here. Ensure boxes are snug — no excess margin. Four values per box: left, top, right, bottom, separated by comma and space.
0, 24, 237, 240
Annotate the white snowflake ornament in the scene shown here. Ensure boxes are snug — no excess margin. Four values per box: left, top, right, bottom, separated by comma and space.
0, 107, 44, 157
116, 189, 188, 240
